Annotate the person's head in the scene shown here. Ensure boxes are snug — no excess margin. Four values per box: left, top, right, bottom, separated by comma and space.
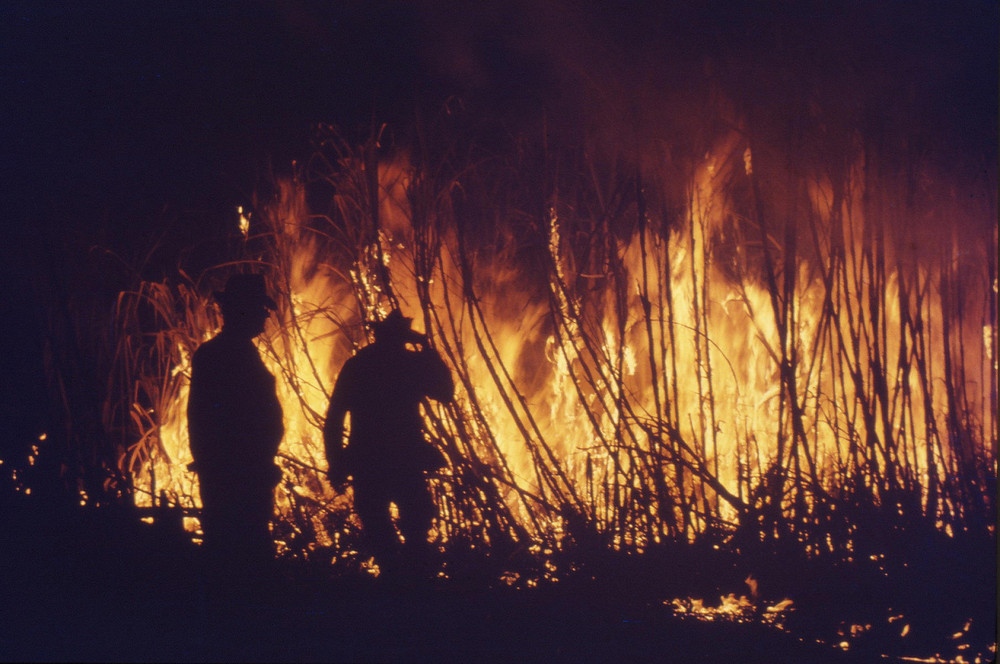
214, 273, 277, 339
370, 309, 426, 348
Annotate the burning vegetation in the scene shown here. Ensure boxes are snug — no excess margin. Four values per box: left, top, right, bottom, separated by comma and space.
15, 105, 995, 661
4, 3, 996, 661
110, 115, 995, 557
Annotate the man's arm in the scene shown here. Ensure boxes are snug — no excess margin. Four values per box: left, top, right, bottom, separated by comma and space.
258, 368, 285, 453
187, 347, 217, 469
418, 347, 455, 403
323, 362, 352, 485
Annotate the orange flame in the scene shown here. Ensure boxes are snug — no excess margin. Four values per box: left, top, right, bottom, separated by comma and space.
118, 134, 997, 560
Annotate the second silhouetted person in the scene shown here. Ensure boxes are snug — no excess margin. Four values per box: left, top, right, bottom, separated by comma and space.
323, 310, 454, 577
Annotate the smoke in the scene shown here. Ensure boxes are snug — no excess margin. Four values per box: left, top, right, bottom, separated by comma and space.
398, 0, 996, 305
406, 1, 995, 169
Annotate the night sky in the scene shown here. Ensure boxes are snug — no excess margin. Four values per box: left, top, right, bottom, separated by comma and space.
1, 1, 996, 457
4, 1, 996, 227
4, 1, 996, 228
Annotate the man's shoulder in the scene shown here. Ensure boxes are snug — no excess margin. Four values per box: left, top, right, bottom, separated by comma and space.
337, 344, 404, 379
192, 335, 225, 360
349, 344, 383, 364
336, 348, 366, 375
191, 334, 248, 369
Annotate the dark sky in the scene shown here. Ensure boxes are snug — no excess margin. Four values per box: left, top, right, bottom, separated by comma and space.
1, 0, 995, 310
3, 0, 996, 235
2, 1, 995, 220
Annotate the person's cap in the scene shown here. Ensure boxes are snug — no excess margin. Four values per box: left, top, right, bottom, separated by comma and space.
213, 273, 277, 310
370, 309, 424, 342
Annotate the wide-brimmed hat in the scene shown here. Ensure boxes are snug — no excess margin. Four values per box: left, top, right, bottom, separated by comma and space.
370, 309, 425, 342
213, 273, 277, 310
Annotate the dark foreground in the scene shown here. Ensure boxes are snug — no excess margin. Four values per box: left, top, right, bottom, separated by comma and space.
1, 497, 994, 663
2, 569, 856, 664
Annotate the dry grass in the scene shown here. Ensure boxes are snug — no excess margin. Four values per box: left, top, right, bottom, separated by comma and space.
103, 119, 996, 570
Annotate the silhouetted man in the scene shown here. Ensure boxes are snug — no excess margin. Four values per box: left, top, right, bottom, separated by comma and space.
324, 310, 454, 576
188, 273, 283, 571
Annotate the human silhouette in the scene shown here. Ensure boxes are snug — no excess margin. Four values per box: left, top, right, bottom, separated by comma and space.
187, 273, 284, 572
323, 310, 454, 576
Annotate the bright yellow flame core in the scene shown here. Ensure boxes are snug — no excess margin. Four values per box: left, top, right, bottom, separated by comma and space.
129, 150, 995, 554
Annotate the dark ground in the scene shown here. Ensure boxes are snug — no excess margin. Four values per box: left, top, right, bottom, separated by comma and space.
0, 568, 854, 664
1, 492, 994, 663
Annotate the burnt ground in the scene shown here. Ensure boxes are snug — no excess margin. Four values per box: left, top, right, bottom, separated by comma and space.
0, 494, 994, 663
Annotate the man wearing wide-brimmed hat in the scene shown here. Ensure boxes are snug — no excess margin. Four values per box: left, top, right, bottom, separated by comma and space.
188, 273, 283, 572
323, 309, 454, 577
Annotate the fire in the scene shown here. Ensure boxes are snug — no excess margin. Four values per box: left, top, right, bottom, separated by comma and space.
112, 127, 996, 562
